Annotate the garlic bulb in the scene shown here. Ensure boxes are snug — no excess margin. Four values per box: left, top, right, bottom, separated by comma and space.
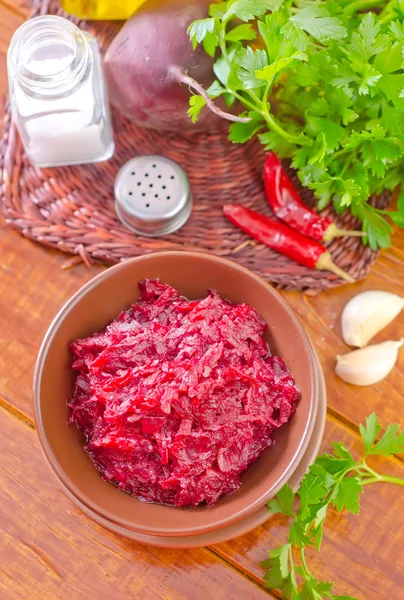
341, 291, 404, 348
335, 340, 403, 386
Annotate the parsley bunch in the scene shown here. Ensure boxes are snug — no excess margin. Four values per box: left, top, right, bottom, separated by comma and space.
261, 413, 404, 599
188, 0, 404, 249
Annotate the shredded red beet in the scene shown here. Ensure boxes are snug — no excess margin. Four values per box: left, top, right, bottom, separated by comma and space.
68, 280, 300, 507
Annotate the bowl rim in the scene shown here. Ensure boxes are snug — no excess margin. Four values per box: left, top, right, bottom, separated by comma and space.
33, 251, 318, 536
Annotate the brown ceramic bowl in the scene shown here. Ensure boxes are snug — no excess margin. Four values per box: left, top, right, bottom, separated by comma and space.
34, 252, 318, 537
62, 346, 326, 549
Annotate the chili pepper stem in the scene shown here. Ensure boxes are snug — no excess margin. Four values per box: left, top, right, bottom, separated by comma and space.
323, 223, 366, 243
316, 252, 355, 283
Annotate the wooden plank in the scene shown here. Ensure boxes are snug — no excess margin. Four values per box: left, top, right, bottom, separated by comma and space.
0, 4, 25, 55
0, 227, 102, 417
0, 0, 29, 18
213, 417, 404, 599
0, 406, 273, 600
0, 4, 25, 102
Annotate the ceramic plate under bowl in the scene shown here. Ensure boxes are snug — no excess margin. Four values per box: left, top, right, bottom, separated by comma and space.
34, 252, 319, 538
62, 342, 326, 548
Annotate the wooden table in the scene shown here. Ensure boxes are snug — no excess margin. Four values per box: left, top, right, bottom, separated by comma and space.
1, 3, 404, 599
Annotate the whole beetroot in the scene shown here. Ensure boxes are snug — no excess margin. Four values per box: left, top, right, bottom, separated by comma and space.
104, 0, 246, 131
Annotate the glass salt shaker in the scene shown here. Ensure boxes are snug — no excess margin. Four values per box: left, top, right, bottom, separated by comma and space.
7, 15, 114, 168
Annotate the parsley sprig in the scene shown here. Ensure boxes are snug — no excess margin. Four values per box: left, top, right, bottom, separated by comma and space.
188, 0, 404, 249
261, 413, 404, 599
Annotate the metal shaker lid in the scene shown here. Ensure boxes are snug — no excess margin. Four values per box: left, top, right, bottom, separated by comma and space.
114, 155, 192, 237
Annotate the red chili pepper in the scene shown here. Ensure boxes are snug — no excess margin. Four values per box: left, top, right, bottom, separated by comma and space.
263, 152, 365, 243
224, 204, 354, 282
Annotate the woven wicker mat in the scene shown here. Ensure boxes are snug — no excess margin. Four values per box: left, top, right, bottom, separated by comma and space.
0, 0, 390, 292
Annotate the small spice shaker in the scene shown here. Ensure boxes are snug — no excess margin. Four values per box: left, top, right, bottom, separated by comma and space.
7, 16, 114, 168
114, 156, 193, 237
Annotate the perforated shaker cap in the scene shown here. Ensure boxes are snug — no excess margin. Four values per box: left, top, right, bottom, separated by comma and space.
114, 155, 193, 237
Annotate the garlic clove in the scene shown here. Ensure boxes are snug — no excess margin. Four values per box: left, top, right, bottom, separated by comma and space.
335, 340, 403, 386
341, 291, 404, 348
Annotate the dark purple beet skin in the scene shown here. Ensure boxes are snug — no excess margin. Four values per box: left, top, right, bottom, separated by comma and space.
103, 0, 221, 131
68, 280, 300, 507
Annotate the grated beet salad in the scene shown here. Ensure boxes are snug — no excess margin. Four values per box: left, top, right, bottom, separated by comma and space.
68, 279, 300, 507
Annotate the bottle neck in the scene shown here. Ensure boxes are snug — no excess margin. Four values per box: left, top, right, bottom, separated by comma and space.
8, 15, 90, 98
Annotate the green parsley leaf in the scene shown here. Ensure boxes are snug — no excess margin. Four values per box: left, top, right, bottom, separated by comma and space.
307, 97, 331, 117
331, 59, 359, 92
255, 52, 307, 84
332, 443, 354, 462
292, 145, 313, 169
389, 211, 404, 227
309, 463, 336, 489
203, 31, 219, 57
343, 129, 375, 151
378, 72, 404, 108
229, 112, 265, 142
224, 92, 236, 107
341, 107, 359, 126
282, 6, 347, 51
262, 557, 285, 590
226, 23, 257, 42
315, 452, 355, 476
390, 186, 404, 227
268, 483, 295, 517
358, 64, 382, 95
188, 18, 216, 49
298, 580, 326, 600
332, 477, 363, 514
281, 19, 309, 51
213, 45, 239, 86
259, 130, 296, 157
390, 20, 404, 42
367, 227, 392, 251
309, 133, 327, 164
297, 471, 328, 521
374, 43, 404, 76
297, 162, 327, 190
310, 502, 328, 549
360, 205, 393, 250
367, 423, 404, 456
349, 12, 386, 63
188, 95, 206, 123
258, 11, 291, 62
289, 521, 313, 548
359, 413, 382, 453
206, 80, 226, 98
234, 47, 268, 88
306, 117, 346, 152
373, 137, 404, 163
208, 2, 227, 19
308, 578, 334, 596
262, 544, 290, 589
283, 572, 300, 599
308, 178, 334, 209
270, 544, 290, 578
224, 0, 284, 22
